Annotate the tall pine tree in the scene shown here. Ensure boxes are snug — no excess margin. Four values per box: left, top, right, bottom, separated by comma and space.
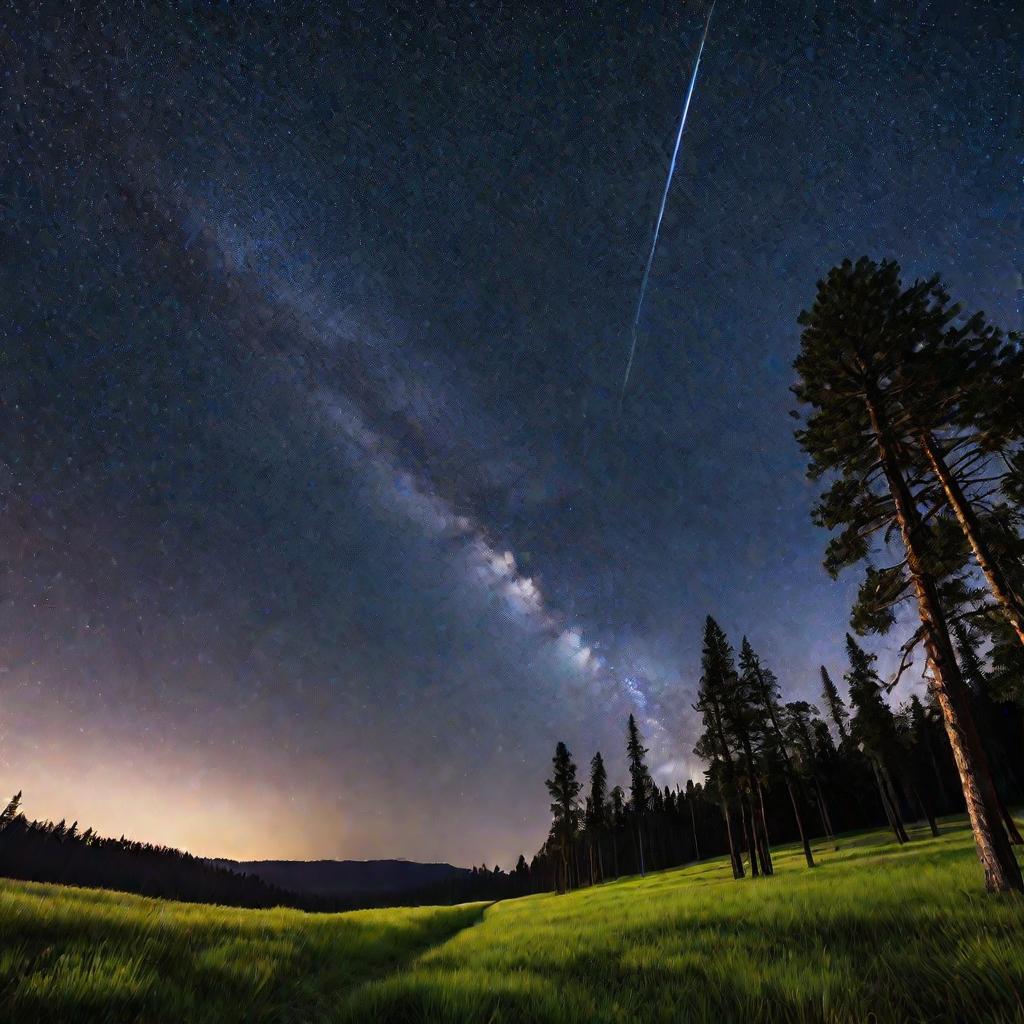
794, 256, 1022, 891
626, 714, 651, 876
586, 751, 609, 884
545, 742, 581, 894
820, 666, 850, 745
693, 617, 745, 879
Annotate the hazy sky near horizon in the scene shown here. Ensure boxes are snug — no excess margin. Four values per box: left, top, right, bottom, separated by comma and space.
2, 1, 1021, 865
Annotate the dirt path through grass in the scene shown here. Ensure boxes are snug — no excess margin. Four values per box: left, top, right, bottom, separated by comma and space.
332, 899, 495, 1018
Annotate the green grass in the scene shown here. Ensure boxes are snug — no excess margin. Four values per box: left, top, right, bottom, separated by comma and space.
3, 820, 1024, 1023
0, 881, 486, 1024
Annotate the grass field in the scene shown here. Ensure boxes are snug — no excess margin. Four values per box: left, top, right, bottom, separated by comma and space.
2, 819, 1023, 1023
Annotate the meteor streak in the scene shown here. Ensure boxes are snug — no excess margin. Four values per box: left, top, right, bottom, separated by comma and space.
619, 1, 716, 409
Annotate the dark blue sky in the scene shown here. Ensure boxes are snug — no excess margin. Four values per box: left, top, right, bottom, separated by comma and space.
2, 1, 1021, 863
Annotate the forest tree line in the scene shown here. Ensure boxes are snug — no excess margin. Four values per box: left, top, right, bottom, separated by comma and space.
535, 615, 1022, 896
0, 790, 537, 909
0, 792, 298, 908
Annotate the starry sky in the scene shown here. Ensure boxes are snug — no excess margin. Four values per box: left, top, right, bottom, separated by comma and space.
2, 1, 1021, 866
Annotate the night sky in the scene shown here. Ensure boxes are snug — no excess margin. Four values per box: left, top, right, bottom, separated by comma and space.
3, 1, 1021, 865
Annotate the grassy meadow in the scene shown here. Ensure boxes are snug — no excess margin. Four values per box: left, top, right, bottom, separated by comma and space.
0, 884, 486, 1024
2, 818, 1023, 1023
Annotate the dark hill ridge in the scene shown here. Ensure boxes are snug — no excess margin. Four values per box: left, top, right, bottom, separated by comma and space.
210, 858, 470, 897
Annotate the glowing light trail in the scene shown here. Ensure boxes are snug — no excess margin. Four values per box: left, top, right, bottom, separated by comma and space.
619, 1, 716, 409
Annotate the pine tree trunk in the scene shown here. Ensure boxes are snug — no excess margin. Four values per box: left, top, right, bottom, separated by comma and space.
755, 785, 774, 875
813, 777, 836, 846
757, 781, 771, 844
919, 430, 1024, 647
721, 800, 744, 879
741, 798, 759, 877
870, 757, 906, 843
758, 781, 775, 873
759, 830, 773, 875
865, 387, 1022, 892
879, 762, 911, 843
689, 799, 701, 861
785, 775, 816, 867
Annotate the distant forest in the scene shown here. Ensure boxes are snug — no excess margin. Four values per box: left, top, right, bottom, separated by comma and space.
2, 258, 1022, 905
0, 792, 536, 910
